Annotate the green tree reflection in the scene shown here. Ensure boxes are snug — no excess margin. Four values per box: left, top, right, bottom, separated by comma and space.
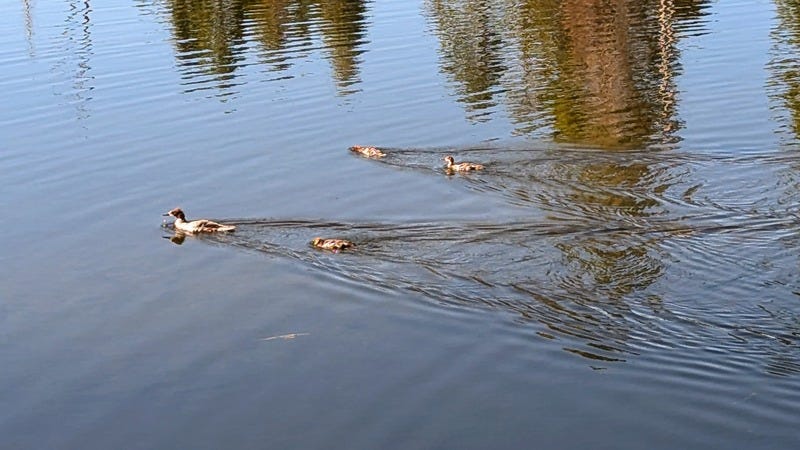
426, 0, 507, 121
426, 0, 710, 147
770, 0, 800, 139
159, 0, 369, 93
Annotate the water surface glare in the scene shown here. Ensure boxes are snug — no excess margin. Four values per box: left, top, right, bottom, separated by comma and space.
2, 0, 800, 449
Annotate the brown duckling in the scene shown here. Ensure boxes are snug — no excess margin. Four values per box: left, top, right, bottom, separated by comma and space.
350, 145, 385, 158
444, 155, 484, 172
163, 207, 236, 233
311, 237, 355, 252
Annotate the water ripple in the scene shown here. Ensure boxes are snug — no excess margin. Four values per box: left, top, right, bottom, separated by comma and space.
162, 202, 800, 372
355, 144, 800, 224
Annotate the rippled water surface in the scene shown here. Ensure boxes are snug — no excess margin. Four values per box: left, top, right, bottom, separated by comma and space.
3, 0, 800, 448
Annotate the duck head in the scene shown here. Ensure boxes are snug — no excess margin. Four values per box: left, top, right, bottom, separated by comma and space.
443, 155, 455, 167
163, 207, 186, 220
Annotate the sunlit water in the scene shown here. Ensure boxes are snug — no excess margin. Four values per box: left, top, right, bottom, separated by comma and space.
2, 0, 800, 448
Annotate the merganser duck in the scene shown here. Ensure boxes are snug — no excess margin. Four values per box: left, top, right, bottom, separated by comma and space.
311, 237, 354, 252
163, 208, 236, 233
444, 155, 484, 172
350, 145, 385, 158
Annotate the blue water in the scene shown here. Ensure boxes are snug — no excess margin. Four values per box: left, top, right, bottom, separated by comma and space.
2, 0, 799, 448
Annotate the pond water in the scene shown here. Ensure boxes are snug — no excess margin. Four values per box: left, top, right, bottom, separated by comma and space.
2, 0, 800, 448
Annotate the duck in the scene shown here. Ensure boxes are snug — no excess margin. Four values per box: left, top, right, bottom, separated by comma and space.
163, 207, 236, 233
311, 237, 355, 252
444, 155, 484, 172
350, 145, 385, 158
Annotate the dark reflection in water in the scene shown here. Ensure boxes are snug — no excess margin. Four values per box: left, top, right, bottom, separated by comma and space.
22, 0, 35, 56
769, 0, 800, 141
425, 0, 712, 147
50, 0, 95, 122
158, 0, 369, 95
424, 0, 507, 121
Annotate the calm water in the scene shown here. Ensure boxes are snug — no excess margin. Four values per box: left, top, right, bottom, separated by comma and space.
2, 0, 800, 448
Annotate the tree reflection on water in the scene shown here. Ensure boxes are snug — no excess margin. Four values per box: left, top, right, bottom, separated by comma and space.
159, 0, 369, 94
153, 0, 713, 146
770, 0, 800, 140
425, 0, 711, 147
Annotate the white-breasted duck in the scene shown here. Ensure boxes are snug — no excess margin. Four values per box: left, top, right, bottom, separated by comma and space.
163, 208, 236, 233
